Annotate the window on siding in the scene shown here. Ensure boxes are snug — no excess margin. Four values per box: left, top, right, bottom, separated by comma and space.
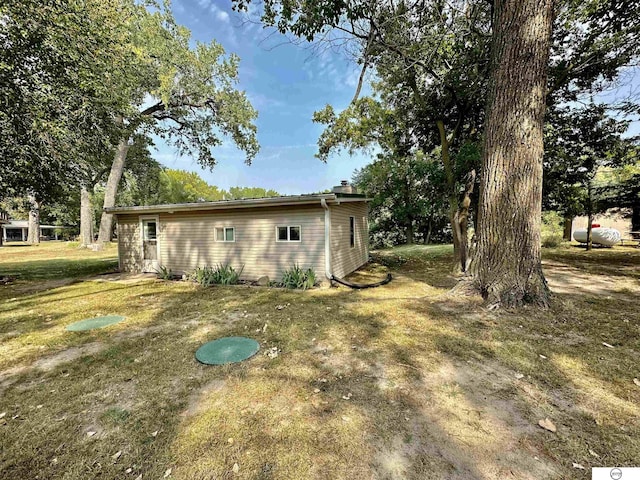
276, 225, 301, 242
143, 220, 157, 241
215, 227, 235, 242
349, 216, 355, 247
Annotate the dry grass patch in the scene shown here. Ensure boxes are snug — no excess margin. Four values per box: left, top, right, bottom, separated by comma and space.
0, 242, 639, 479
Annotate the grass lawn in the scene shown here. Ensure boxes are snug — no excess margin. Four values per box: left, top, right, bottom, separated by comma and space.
0, 241, 639, 479
0, 241, 118, 280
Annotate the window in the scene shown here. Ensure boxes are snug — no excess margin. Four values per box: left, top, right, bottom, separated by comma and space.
276, 225, 301, 242
349, 216, 355, 248
215, 227, 235, 242
143, 220, 157, 241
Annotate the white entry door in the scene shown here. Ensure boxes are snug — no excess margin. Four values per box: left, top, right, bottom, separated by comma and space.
141, 217, 159, 272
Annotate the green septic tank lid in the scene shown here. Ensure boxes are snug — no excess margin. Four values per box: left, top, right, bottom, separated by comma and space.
66, 315, 126, 332
195, 337, 260, 365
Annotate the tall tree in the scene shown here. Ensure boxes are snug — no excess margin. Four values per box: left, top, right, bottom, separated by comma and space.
78, 136, 159, 246
315, 92, 481, 265
26, 194, 41, 244
91, 3, 259, 244
469, 0, 554, 307
0, 0, 132, 203
79, 187, 94, 247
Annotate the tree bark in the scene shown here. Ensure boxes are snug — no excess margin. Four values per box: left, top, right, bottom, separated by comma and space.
586, 181, 593, 250
80, 186, 94, 247
424, 220, 432, 245
563, 216, 573, 241
97, 138, 130, 244
455, 170, 476, 272
470, 0, 554, 307
27, 194, 40, 244
405, 222, 414, 245
437, 120, 461, 272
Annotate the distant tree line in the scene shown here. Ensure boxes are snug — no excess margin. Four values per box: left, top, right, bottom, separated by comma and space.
0, 169, 278, 240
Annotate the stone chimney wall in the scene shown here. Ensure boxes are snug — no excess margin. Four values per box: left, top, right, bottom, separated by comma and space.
332, 180, 357, 194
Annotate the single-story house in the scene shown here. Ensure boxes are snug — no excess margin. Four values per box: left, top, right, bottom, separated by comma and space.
106, 182, 370, 282
1, 220, 64, 242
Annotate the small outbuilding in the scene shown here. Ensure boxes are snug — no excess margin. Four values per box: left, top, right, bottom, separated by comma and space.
106, 182, 370, 283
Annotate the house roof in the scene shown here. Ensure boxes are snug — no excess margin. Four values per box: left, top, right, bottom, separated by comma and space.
105, 192, 370, 215
3, 220, 62, 229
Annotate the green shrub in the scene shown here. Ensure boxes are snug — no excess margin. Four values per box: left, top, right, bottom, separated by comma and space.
156, 265, 173, 280
191, 264, 243, 286
281, 264, 317, 290
542, 234, 563, 248
541, 211, 564, 248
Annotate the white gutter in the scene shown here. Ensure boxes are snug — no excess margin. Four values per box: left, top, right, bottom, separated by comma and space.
321, 198, 332, 281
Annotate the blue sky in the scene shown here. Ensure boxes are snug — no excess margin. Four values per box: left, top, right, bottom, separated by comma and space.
153, 0, 372, 195
155, 0, 639, 196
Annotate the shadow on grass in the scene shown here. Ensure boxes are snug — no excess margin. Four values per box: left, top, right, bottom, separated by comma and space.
400, 284, 640, 472
543, 245, 640, 280
365, 244, 458, 290
0, 280, 552, 480
2, 243, 639, 478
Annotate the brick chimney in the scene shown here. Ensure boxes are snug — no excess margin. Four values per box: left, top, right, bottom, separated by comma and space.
332, 180, 357, 194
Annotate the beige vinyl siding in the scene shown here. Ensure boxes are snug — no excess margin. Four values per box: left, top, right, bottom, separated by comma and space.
330, 202, 369, 279
117, 214, 142, 272
157, 205, 325, 281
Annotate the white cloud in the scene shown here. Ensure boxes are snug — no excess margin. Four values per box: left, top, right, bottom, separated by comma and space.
216, 10, 230, 23
192, 0, 237, 47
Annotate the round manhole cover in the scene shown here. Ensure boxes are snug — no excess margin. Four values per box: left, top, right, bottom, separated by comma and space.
195, 337, 260, 365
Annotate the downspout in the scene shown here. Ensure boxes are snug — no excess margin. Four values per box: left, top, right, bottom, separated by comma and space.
321, 198, 332, 281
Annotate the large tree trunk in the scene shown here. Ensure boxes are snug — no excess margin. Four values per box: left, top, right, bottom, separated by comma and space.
455, 170, 476, 272
80, 186, 94, 247
437, 120, 462, 272
97, 138, 130, 244
405, 222, 415, 245
470, 0, 554, 307
27, 194, 40, 244
563, 216, 573, 241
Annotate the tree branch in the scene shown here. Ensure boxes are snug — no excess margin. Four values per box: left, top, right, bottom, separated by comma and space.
350, 26, 375, 104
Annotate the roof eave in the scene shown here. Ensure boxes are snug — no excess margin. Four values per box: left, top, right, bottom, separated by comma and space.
105, 194, 367, 215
